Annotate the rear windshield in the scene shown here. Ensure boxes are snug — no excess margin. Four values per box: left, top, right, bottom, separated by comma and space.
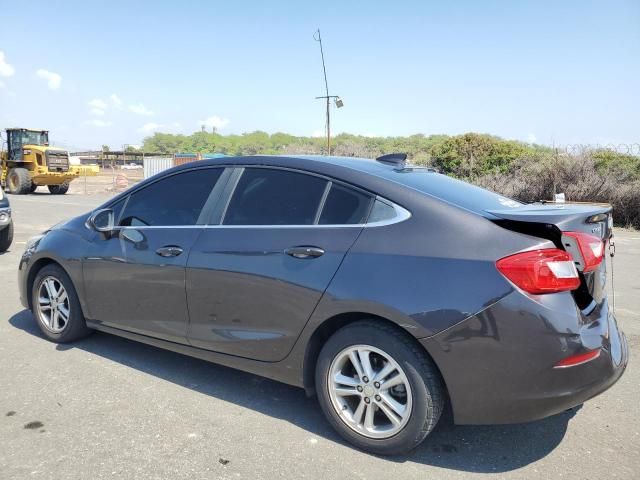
389, 169, 523, 214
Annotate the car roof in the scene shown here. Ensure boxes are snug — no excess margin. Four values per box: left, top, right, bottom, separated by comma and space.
192, 154, 413, 182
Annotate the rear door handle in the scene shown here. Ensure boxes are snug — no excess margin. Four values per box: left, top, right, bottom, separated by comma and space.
156, 246, 184, 257
284, 246, 325, 259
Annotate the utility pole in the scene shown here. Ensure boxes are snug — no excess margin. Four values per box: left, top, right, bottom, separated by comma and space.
314, 29, 343, 155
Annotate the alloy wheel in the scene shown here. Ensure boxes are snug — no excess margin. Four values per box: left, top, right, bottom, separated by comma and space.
36, 276, 70, 333
327, 344, 413, 439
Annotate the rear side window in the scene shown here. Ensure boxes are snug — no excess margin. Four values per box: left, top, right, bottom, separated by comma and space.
224, 168, 327, 225
367, 199, 397, 223
120, 168, 222, 226
319, 184, 372, 225
389, 170, 523, 213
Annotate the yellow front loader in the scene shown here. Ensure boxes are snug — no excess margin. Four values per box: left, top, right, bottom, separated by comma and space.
0, 128, 80, 194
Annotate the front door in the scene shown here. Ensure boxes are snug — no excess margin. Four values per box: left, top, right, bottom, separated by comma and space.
83, 167, 225, 343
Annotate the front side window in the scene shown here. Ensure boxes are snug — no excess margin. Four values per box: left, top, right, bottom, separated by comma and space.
119, 168, 222, 226
224, 168, 327, 225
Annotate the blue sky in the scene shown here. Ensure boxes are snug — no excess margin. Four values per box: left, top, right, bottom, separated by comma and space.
1, 0, 638, 150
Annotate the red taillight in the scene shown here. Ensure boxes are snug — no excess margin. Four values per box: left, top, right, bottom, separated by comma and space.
554, 348, 601, 368
563, 231, 604, 272
496, 249, 580, 294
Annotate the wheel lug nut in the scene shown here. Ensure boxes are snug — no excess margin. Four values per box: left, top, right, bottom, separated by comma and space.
375, 394, 381, 401
363, 376, 369, 383
364, 397, 370, 404
357, 386, 363, 392
374, 382, 380, 388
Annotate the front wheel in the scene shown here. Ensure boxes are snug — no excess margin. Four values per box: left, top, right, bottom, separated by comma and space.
315, 320, 445, 455
48, 183, 69, 195
7, 168, 32, 194
31, 264, 93, 342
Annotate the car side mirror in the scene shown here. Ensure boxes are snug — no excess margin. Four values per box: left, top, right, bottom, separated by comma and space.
88, 208, 115, 233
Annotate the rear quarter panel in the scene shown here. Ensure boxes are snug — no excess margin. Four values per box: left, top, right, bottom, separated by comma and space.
305, 188, 557, 339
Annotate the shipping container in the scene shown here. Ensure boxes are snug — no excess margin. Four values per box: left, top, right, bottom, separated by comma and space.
173, 153, 199, 167
174, 156, 200, 167
143, 156, 174, 179
201, 153, 227, 160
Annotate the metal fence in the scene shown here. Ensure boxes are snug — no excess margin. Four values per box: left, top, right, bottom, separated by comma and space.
553, 143, 640, 156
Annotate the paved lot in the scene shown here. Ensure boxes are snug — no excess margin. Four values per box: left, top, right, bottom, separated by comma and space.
1, 192, 638, 480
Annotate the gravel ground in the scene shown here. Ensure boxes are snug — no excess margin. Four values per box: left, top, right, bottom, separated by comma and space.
0, 192, 638, 480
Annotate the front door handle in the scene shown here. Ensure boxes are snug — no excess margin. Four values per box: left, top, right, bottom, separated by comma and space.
155, 246, 184, 257
284, 246, 325, 259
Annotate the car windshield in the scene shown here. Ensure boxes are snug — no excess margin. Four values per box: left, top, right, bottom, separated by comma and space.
18, 130, 49, 146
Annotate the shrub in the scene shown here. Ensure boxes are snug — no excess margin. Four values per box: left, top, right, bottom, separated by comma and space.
475, 151, 640, 229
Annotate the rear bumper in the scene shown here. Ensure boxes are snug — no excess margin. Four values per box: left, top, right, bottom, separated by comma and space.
421, 291, 628, 425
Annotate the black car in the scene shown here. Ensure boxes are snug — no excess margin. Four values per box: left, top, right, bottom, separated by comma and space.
0, 185, 13, 252
18, 154, 628, 454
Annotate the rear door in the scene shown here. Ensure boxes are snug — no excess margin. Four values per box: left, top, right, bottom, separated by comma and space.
82, 167, 227, 343
186, 167, 373, 361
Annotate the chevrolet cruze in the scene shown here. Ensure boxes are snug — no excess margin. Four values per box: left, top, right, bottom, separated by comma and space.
18, 154, 628, 454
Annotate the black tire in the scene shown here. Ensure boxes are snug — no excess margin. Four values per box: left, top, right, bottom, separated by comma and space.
48, 183, 69, 195
31, 264, 93, 343
315, 320, 445, 455
7, 168, 32, 194
29, 183, 38, 193
0, 221, 13, 252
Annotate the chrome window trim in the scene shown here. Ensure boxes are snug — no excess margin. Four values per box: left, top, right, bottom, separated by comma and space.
105, 200, 410, 230
92, 164, 411, 230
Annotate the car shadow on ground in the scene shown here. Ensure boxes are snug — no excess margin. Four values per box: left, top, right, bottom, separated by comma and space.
9, 309, 578, 473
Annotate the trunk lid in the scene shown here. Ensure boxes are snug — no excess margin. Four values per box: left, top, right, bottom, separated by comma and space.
487, 202, 612, 238
487, 202, 613, 312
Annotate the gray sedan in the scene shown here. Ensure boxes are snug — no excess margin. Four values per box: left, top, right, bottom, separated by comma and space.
17, 154, 628, 454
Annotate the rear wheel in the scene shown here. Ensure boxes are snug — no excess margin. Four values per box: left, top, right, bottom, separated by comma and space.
7, 168, 32, 194
315, 320, 445, 455
48, 183, 69, 195
31, 264, 93, 343
0, 221, 13, 252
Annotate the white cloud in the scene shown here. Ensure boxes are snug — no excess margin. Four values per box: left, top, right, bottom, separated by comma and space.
86, 119, 112, 127
138, 122, 161, 134
0, 51, 15, 77
110, 94, 123, 107
198, 115, 229, 131
138, 122, 182, 135
128, 103, 154, 116
0, 80, 5, 89
88, 98, 108, 116
527, 133, 537, 144
36, 69, 62, 90
311, 129, 325, 138
88, 98, 108, 109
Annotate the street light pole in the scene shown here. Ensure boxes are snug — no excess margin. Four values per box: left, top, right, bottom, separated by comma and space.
314, 29, 342, 155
